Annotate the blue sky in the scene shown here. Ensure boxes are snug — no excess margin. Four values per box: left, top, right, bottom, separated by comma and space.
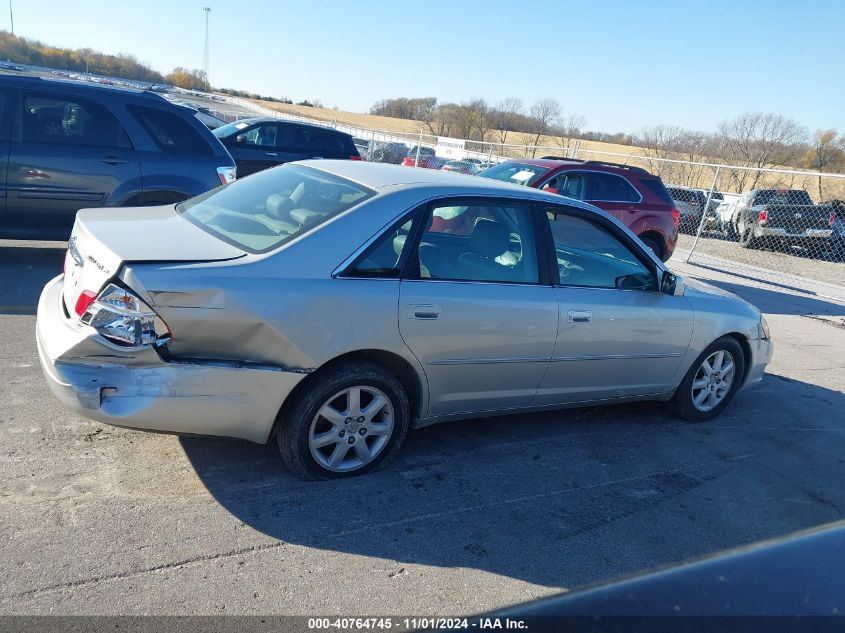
9, 0, 843, 134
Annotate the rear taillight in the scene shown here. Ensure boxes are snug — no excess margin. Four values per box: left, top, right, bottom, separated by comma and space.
671, 208, 680, 228
349, 155, 362, 161
830, 211, 837, 227
79, 284, 171, 348
217, 166, 237, 185
758, 209, 768, 225
74, 290, 97, 317
401, 157, 414, 167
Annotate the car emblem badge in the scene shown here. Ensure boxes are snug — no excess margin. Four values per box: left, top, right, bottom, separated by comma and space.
794, 213, 802, 219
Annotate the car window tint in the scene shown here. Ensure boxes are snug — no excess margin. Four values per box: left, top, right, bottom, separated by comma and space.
127, 105, 212, 155
548, 173, 586, 199
22, 92, 129, 148
346, 216, 419, 278
318, 131, 349, 152
546, 210, 655, 290
640, 178, 675, 205
586, 173, 639, 202
412, 202, 539, 284
240, 124, 280, 147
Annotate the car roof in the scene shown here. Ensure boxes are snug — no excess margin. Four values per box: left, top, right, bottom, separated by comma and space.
0, 74, 164, 98
501, 157, 658, 179
298, 159, 597, 206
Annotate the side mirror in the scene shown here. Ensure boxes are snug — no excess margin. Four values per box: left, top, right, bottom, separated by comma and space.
235, 135, 246, 145
662, 271, 685, 296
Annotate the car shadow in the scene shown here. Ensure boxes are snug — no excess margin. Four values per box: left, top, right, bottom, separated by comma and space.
181, 374, 845, 589
0, 242, 66, 315
686, 275, 845, 316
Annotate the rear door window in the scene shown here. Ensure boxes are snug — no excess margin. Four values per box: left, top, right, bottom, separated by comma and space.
128, 105, 212, 155
22, 92, 129, 148
585, 173, 640, 202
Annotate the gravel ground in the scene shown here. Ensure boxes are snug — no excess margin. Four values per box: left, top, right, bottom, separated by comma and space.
677, 231, 845, 289
1, 241, 844, 617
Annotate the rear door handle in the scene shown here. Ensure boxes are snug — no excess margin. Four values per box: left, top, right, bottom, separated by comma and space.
567, 309, 592, 323
100, 156, 128, 165
408, 304, 441, 320
265, 151, 278, 157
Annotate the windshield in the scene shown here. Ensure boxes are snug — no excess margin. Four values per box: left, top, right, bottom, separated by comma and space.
177, 165, 375, 253
212, 120, 253, 138
478, 162, 550, 186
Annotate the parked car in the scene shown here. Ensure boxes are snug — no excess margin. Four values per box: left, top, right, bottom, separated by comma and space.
441, 160, 480, 175
352, 136, 370, 157
724, 189, 836, 250
0, 75, 236, 240
213, 118, 361, 177
666, 186, 707, 233
37, 161, 772, 479
364, 140, 407, 164
479, 158, 680, 261
401, 146, 448, 169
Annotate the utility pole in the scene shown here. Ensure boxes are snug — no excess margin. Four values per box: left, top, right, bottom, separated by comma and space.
9, 0, 14, 36
202, 7, 211, 85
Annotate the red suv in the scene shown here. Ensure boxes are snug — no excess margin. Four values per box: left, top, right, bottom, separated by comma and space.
479, 158, 680, 261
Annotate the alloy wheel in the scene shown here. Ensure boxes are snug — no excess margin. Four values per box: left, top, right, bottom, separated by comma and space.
691, 350, 736, 412
308, 386, 394, 472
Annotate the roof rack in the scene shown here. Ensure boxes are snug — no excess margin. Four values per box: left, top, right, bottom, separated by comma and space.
582, 160, 649, 174
540, 155, 582, 162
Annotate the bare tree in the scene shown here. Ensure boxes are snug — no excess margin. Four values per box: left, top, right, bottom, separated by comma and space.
526, 98, 561, 157
553, 113, 586, 157
493, 97, 523, 144
716, 112, 807, 190
801, 129, 845, 199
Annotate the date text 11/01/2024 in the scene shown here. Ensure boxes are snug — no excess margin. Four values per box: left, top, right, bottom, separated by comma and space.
307, 617, 528, 630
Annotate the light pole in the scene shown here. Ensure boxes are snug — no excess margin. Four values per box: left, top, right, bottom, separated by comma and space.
202, 7, 210, 84
9, 0, 14, 36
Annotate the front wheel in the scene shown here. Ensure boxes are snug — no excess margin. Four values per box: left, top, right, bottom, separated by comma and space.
277, 362, 410, 479
666, 336, 746, 422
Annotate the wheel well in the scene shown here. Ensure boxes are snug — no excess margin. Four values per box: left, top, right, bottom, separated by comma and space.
121, 191, 189, 207
638, 230, 665, 260
725, 333, 753, 385
274, 349, 424, 436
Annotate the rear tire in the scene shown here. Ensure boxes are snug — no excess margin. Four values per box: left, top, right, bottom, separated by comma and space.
666, 336, 746, 422
738, 221, 762, 249
639, 235, 664, 261
277, 361, 410, 480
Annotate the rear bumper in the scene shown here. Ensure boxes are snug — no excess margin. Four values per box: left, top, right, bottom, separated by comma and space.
755, 227, 833, 239
36, 275, 306, 443
741, 334, 774, 391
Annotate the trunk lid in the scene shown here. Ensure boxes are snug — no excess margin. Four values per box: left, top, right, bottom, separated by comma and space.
758, 204, 831, 231
63, 204, 245, 317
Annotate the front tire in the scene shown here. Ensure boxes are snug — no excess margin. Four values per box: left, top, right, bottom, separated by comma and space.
277, 362, 410, 479
666, 336, 746, 422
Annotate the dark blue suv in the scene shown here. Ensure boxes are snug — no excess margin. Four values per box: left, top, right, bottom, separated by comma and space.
0, 76, 236, 239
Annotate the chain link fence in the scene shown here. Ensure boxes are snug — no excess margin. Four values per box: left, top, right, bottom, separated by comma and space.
226, 96, 845, 300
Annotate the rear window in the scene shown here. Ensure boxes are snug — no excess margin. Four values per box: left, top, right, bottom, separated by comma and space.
177, 164, 375, 253
128, 105, 212, 155
478, 162, 550, 186
755, 190, 813, 206
640, 178, 675, 205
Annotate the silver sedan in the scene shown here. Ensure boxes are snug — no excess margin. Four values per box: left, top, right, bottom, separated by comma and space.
36, 161, 773, 479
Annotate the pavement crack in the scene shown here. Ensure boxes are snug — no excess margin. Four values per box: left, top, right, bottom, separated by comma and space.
7, 540, 288, 599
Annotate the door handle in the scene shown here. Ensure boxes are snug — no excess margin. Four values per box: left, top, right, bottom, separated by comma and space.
408, 304, 441, 320
265, 152, 278, 157
100, 156, 128, 165
567, 309, 592, 323
311, 156, 324, 160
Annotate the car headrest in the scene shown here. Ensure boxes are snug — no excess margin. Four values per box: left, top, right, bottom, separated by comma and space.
469, 218, 509, 258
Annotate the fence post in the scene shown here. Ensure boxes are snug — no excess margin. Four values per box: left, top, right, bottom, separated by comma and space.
415, 130, 423, 167
685, 165, 721, 264
486, 143, 493, 164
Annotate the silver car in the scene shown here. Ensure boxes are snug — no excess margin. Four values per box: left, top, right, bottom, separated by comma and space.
36, 161, 773, 479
